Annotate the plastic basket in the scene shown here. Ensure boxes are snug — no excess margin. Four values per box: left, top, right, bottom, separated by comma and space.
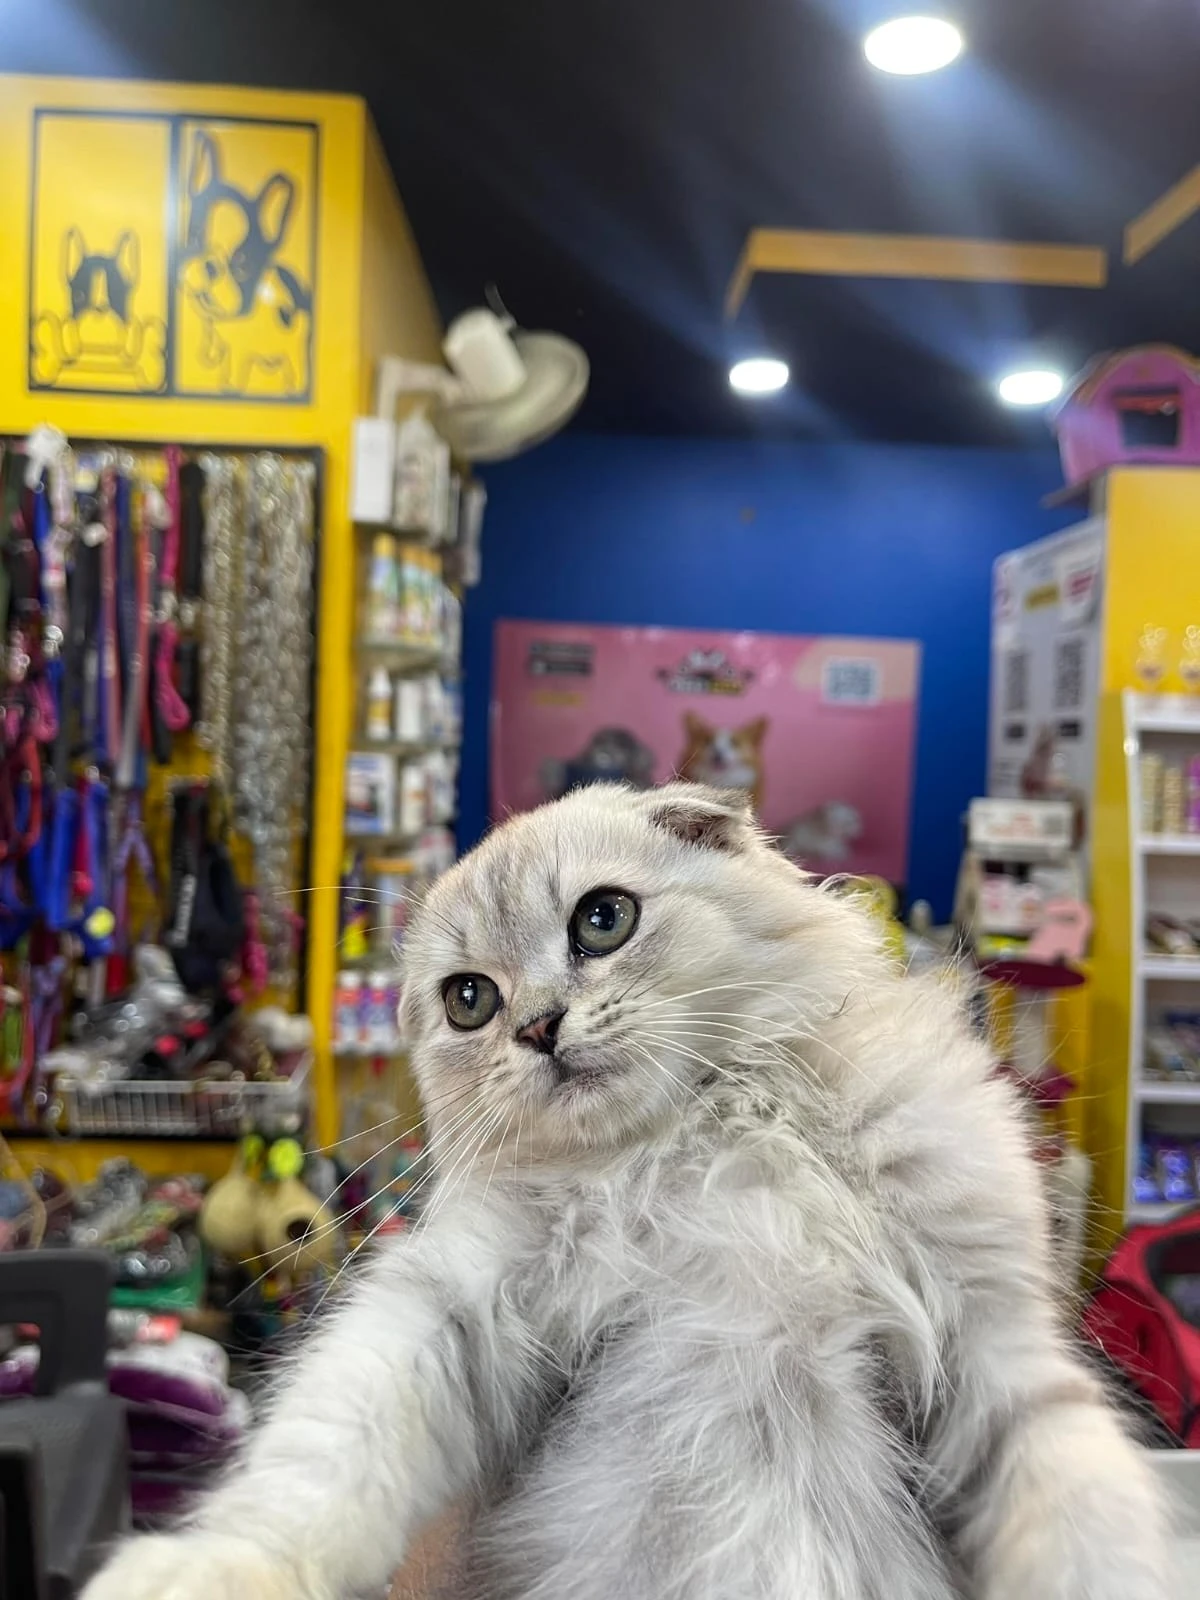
52, 1056, 311, 1140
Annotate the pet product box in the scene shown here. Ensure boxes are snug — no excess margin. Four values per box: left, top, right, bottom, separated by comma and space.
987, 519, 1104, 875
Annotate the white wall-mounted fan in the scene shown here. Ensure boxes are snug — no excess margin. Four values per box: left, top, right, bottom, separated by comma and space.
375, 305, 588, 462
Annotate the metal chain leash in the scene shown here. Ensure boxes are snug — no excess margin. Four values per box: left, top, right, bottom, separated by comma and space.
230, 455, 316, 990
195, 454, 241, 785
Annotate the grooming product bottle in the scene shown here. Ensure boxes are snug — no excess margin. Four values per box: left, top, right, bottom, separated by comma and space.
366, 534, 399, 639
365, 667, 392, 741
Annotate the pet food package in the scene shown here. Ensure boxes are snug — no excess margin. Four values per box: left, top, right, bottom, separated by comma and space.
393, 410, 450, 542
395, 677, 425, 743
349, 419, 396, 524
398, 761, 428, 838
368, 855, 418, 953
345, 752, 397, 836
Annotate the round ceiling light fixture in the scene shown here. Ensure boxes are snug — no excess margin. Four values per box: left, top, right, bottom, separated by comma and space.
864, 16, 965, 75
729, 357, 790, 395
996, 369, 1065, 407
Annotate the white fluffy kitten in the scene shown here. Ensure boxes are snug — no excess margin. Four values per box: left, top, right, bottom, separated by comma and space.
85, 783, 1167, 1600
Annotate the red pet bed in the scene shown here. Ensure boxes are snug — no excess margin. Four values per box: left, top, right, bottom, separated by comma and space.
1082, 1207, 1200, 1446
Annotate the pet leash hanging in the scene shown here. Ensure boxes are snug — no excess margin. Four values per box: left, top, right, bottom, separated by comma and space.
0, 480, 48, 879
229, 454, 315, 989
99, 468, 123, 771
196, 453, 239, 783
109, 789, 158, 992
150, 445, 191, 758
176, 455, 207, 722
116, 472, 155, 791
43, 469, 106, 933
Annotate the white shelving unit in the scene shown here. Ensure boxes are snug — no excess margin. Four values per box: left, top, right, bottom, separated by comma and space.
1123, 690, 1200, 1218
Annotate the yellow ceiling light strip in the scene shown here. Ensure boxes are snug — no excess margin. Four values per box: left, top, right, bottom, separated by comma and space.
725, 227, 1108, 316
1124, 166, 1200, 266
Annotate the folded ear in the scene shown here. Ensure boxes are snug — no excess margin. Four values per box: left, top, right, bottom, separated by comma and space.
647, 783, 753, 853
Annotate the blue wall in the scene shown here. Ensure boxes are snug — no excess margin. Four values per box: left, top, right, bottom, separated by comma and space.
461, 433, 1073, 919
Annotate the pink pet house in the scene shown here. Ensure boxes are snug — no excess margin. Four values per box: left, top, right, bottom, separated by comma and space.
1052, 344, 1200, 490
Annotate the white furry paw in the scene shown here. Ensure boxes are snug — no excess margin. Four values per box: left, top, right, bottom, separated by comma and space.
82, 1532, 313, 1600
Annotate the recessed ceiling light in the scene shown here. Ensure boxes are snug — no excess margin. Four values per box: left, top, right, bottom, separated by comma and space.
730, 357, 789, 395
996, 369, 1065, 407
864, 16, 964, 75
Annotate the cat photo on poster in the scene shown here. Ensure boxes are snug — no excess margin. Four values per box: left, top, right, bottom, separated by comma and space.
491, 622, 921, 890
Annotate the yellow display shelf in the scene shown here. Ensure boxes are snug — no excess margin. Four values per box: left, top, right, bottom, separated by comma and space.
3, 1133, 237, 1185
0, 75, 444, 1155
1084, 467, 1200, 1250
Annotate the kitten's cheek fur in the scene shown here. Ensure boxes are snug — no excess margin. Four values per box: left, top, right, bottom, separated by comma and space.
82, 1532, 313, 1600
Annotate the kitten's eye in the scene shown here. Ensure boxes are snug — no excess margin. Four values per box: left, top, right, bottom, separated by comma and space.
570, 889, 640, 957
442, 974, 501, 1030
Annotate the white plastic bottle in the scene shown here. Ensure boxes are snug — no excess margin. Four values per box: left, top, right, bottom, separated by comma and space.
394, 676, 424, 744
365, 667, 392, 741
364, 969, 396, 1053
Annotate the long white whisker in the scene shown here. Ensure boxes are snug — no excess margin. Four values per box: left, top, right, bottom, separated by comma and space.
627, 1038, 723, 1128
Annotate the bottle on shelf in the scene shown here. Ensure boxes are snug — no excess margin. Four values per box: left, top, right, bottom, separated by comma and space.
393, 410, 450, 541
398, 760, 428, 839
395, 675, 424, 743
363, 969, 399, 1053
367, 533, 399, 639
334, 971, 364, 1051
365, 666, 393, 741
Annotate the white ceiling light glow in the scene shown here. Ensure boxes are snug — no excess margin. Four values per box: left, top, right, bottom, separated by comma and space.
996, 369, 1065, 407
864, 16, 964, 75
729, 357, 789, 395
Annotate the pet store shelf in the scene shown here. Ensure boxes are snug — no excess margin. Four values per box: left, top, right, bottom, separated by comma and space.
1128, 1200, 1189, 1225
1136, 1080, 1200, 1104
1138, 834, 1200, 856
1127, 694, 1200, 735
333, 1042, 406, 1059
343, 829, 425, 851
354, 639, 455, 673
1124, 690, 1200, 1223
350, 738, 461, 759
1138, 954, 1200, 981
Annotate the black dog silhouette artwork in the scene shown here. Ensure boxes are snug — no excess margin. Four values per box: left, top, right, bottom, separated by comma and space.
179, 130, 312, 395
31, 228, 166, 389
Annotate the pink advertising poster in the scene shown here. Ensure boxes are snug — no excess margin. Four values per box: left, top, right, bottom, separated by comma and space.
491, 622, 922, 885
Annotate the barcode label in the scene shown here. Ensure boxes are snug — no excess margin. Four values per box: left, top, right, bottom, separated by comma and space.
1054, 635, 1085, 711
822, 658, 880, 706
1003, 649, 1029, 715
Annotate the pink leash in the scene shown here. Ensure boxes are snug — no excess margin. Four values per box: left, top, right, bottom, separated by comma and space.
154, 447, 191, 734
99, 471, 122, 770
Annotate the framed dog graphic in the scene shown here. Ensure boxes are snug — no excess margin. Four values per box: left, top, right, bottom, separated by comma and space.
175, 122, 316, 399
27, 108, 318, 402
28, 110, 172, 394
31, 227, 167, 391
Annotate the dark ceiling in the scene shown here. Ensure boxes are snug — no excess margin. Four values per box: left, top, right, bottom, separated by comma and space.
8, 0, 1200, 444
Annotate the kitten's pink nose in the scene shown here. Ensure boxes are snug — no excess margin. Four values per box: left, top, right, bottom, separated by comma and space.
516, 1009, 565, 1055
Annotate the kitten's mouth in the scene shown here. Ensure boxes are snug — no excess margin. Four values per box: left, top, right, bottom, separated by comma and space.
546, 1052, 607, 1094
